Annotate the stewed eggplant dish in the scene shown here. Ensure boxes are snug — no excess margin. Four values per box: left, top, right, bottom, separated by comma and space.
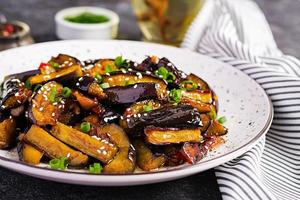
0, 54, 227, 174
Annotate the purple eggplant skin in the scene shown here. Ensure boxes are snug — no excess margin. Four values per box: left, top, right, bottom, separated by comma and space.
102, 108, 121, 124
123, 104, 202, 137
157, 57, 187, 84
4, 70, 40, 82
104, 83, 158, 105
134, 56, 158, 72
75, 76, 95, 93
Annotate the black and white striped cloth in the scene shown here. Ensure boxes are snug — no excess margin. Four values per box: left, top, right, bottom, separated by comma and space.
182, 0, 300, 199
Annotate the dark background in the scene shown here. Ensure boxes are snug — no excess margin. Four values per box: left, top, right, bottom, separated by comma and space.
0, 0, 299, 200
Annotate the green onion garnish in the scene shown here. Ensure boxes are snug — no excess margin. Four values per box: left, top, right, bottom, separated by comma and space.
155, 66, 176, 83
49, 86, 57, 103
33, 84, 42, 92
115, 56, 125, 67
105, 65, 113, 73
169, 89, 183, 103
89, 163, 103, 174
143, 105, 153, 112
218, 116, 227, 124
100, 82, 110, 89
95, 74, 103, 83
80, 122, 91, 133
61, 87, 72, 98
49, 157, 68, 170
180, 80, 198, 91
25, 79, 31, 89
48, 61, 60, 68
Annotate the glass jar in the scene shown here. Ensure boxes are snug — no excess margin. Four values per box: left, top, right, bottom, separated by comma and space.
0, 21, 34, 51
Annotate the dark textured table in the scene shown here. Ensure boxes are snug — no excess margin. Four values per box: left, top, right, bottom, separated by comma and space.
0, 0, 299, 200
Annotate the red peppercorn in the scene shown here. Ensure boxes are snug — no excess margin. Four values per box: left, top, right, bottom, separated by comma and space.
4, 24, 14, 34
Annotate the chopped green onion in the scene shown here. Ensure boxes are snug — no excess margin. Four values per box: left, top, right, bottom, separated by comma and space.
100, 82, 110, 89
169, 89, 183, 103
155, 66, 169, 79
114, 56, 125, 67
166, 72, 176, 83
80, 122, 91, 133
33, 84, 42, 92
49, 86, 57, 103
180, 80, 198, 91
218, 116, 227, 124
143, 104, 153, 112
95, 74, 103, 83
25, 79, 31, 89
105, 65, 113, 73
61, 87, 72, 98
49, 157, 68, 170
89, 163, 103, 174
124, 80, 135, 86
48, 61, 60, 68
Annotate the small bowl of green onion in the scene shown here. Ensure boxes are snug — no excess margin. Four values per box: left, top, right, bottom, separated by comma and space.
55, 7, 119, 40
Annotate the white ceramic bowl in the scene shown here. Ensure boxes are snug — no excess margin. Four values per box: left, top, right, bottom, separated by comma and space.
55, 7, 119, 40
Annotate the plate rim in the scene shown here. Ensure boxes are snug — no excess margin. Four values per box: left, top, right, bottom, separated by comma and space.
0, 40, 273, 184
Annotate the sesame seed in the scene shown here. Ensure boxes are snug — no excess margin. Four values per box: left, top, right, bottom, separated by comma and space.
137, 113, 141, 117
102, 151, 107, 155
39, 107, 44, 111
100, 146, 106, 150
133, 84, 138, 89
108, 78, 113, 81
105, 73, 110, 76
167, 63, 172, 66
128, 68, 132, 71
76, 83, 80, 87
67, 153, 71, 158
52, 113, 55, 117
134, 62, 138, 67
97, 149, 102, 154
146, 71, 151, 75
78, 77, 83, 81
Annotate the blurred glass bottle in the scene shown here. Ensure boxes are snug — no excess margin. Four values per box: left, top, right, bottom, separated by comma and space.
132, 0, 203, 46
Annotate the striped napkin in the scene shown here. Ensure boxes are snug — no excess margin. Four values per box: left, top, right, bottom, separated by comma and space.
182, 0, 300, 199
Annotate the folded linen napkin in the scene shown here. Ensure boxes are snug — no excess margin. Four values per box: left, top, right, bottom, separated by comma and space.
182, 0, 300, 199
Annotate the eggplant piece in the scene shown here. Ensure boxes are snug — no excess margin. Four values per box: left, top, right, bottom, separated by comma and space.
123, 100, 163, 117
181, 136, 225, 164
29, 81, 63, 126
73, 90, 98, 110
120, 105, 202, 136
4, 70, 40, 82
102, 108, 121, 124
102, 71, 168, 99
85, 59, 119, 76
132, 139, 166, 171
21, 143, 44, 165
182, 90, 213, 104
75, 76, 106, 100
28, 65, 83, 85
0, 78, 32, 110
156, 57, 187, 84
200, 114, 211, 133
0, 118, 16, 149
97, 124, 135, 174
51, 122, 118, 163
24, 125, 89, 166
181, 97, 212, 113
10, 105, 25, 117
204, 120, 228, 137
186, 73, 210, 90
58, 100, 81, 125
104, 83, 158, 105
49, 54, 82, 69
134, 56, 158, 72
145, 126, 202, 145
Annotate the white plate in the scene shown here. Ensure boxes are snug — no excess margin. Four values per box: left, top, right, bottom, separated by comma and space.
0, 40, 273, 186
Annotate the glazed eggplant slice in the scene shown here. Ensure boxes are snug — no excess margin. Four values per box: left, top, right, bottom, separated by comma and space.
123, 99, 163, 117
102, 71, 168, 98
24, 125, 89, 166
182, 90, 213, 104
132, 139, 166, 171
85, 59, 119, 76
186, 73, 210, 90
28, 65, 83, 85
97, 124, 136, 174
145, 127, 202, 145
21, 143, 44, 165
134, 56, 158, 72
0, 78, 32, 110
51, 122, 118, 163
29, 81, 63, 126
73, 90, 98, 110
200, 114, 211, 133
49, 54, 82, 69
104, 83, 158, 105
75, 76, 106, 100
120, 105, 202, 136
4, 70, 40, 82
0, 118, 16, 149
204, 120, 228, 137
181, 98, 212, 113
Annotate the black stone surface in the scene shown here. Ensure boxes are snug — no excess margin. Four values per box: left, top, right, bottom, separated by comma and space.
0, 0, 299, 200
